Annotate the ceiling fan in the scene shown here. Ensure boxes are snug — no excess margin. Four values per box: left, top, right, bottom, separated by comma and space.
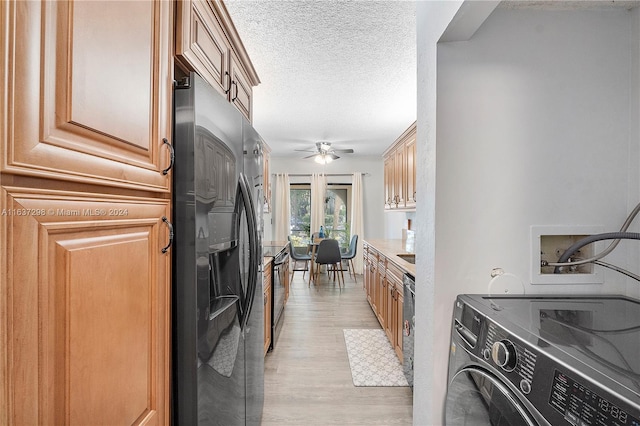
295, 142, 354, 163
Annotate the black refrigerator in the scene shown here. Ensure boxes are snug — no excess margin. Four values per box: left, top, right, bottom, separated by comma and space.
172, 72, 264, 425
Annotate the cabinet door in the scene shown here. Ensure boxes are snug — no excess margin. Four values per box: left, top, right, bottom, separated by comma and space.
1, 188, 170, 425
229, 53, 253, 122
385, 278, 394, 342
176, 0, 231, 98
364, 256, 372, 303
405, 136, 416, 209
371, 262, 379, 314
394, 287, 404, 360
394, 147, 406, 207
376, 264, 386, 327
3, 1, 172, 192
383, 156, 395, 209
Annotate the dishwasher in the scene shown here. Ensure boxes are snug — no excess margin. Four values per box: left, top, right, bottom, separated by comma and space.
402, 273, 415, 388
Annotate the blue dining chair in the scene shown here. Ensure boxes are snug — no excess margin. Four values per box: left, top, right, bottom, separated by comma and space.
341, 235, 358, 282
288, 236, 311, 280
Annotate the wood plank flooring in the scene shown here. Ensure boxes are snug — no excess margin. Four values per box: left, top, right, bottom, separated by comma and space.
262, 270, 413, 425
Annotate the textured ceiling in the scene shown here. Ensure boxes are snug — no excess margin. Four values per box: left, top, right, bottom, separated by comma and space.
224, 0, 417, 158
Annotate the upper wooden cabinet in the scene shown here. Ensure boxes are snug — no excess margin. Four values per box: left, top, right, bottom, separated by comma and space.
383, 122, 417, 210
1, 0, 173, 192
176, 0, 260, 122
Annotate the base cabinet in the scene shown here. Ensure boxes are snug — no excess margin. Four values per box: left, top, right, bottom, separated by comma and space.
1, 188, 170, 425
363, 242, 406, 362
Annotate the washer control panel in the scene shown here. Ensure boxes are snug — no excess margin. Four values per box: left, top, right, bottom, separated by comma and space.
485, 322, 538, 394
549, 370, 640, 426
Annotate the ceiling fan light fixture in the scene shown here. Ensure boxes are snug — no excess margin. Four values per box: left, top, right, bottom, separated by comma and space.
314, 153, 333, 164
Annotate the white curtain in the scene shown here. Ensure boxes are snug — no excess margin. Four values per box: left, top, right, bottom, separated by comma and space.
350, 172, 364, 274
310, 173, 326, 238
273, 173, 291, 242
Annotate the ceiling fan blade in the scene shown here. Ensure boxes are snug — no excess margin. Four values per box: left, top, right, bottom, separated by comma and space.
329, 153, 340, 160
294, 148, 316, 152
302, 154, 318, 159
332, 149, 354, 154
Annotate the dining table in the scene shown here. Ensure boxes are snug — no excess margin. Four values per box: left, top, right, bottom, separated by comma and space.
307, 237, 325, 284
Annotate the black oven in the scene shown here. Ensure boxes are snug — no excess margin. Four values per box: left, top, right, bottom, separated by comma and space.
270, 248, 289, 350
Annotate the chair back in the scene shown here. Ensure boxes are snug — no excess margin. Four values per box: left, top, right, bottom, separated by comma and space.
346, 235, 358, 257
288, 238, 311, 261
315, 239, 342, 264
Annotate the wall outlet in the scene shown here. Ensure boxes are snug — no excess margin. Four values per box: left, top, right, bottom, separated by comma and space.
531, 225, 604, 285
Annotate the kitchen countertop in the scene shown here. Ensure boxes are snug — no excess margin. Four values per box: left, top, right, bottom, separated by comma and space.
263, 240, 289, 258
363, 239, 416, 276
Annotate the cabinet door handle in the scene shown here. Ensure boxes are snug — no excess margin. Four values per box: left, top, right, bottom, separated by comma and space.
161, 138, 174, 175
161, 216, 174, 254
224, 71, 232, 94
231, 81, 238, 102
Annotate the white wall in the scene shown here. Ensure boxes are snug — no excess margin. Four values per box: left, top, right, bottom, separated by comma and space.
417, 3, 640, 425
266, 155, 385, 242
416, 3, 464, 425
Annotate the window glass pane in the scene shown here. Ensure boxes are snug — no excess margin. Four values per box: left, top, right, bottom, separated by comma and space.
290, 187, 311, 245
289, 183, 351, 249
324, 187, 349, 249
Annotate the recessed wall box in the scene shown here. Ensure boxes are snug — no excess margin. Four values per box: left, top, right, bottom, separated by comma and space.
531, 225, 604, 285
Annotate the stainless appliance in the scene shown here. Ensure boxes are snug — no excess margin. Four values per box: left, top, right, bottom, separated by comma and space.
403, 273, 415, 387
445, 294, 640, 426
172, 72, 264, 425
270, 248, 289, 350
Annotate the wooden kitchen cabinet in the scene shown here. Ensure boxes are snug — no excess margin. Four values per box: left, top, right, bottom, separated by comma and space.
362, 241, 409, 362
383, 121, 417, 210
405, 134, 417, 209
0, 188, 171, 425
176, 0, 260, 122
2, 0, 173, 192
1, 1, 172, 423
394, 283, 404, 360
386, 262, 404, 360
264, 261, 272, 355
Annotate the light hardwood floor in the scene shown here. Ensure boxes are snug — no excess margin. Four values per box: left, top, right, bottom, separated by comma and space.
262, 269, 413, 425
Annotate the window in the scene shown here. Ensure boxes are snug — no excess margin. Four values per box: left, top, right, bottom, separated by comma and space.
289, 185, 311, 241
324, 185, 350, 248
289, 184, 351, 249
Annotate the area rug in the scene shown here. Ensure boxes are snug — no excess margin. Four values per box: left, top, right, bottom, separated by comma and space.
343, 329, 409, 387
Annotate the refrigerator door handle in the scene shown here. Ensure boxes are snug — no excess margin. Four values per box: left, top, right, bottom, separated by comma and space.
238, 173, 259, 330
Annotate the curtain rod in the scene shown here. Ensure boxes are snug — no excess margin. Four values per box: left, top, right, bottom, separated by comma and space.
278, 173, 370, 177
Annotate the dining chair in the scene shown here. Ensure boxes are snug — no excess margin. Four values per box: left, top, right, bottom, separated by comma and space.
287, 237, 311, 280
340, 234, 358, 282
313, 239, 344, 287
